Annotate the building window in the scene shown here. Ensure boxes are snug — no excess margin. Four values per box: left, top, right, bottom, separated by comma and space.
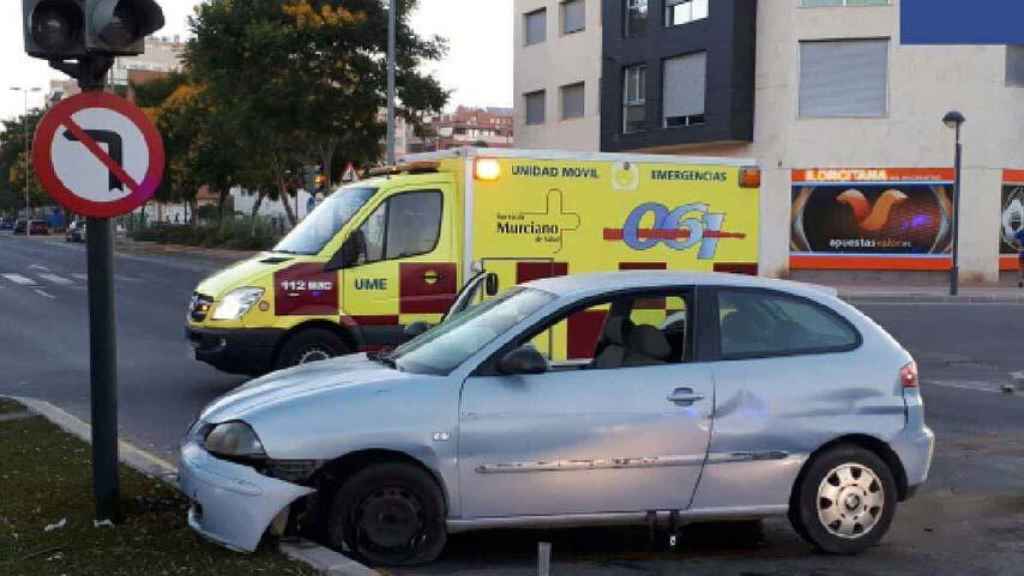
525, 90, 546, 125
625, 0, 648, 37
665, 0, 708, 27
623, 65, 647, 133
663, 51, 706, 128
561, 0, 586, 35
524, 8, 546, 46
800, 0, 889, 6
799, 39, 888, 118
561, 82, 586, 120
1008, 46, 1024, 87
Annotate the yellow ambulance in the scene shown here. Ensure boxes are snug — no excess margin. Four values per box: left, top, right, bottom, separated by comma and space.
186, 148, 760, 374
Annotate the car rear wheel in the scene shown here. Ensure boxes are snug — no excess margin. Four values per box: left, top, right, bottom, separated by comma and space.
327, 463, 447, 567
791, 444, 897, 555
275, 328, 348, 370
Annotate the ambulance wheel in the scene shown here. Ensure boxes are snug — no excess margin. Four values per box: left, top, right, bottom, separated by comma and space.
327, 462, 447, 567
275, 328, 348, 369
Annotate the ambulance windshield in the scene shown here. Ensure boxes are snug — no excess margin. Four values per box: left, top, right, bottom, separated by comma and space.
273, 187, 377, 255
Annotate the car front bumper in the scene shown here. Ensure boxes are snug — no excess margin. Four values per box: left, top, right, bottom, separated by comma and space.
186, 326, 284, 375
178, 440, 315, 553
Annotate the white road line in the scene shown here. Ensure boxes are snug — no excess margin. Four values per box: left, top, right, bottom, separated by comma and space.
72, 273, 88, 281
2, 273, 37, 286
37, 273, 74, 286
924, 380, 1008, 394
29, 264, 50, 272
33, 289, 56, 300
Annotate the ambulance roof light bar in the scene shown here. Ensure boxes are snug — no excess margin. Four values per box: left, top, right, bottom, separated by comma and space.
366, 160, 441, 177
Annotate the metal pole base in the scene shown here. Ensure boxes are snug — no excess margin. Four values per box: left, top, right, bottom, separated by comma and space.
86, 218, 121, 522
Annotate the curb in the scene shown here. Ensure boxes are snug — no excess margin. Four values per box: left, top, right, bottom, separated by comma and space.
2, 395, 378, 576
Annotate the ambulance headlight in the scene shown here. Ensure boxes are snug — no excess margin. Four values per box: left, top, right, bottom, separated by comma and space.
212, 287, 265, 320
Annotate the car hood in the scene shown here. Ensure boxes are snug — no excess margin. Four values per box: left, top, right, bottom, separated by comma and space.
200, 354, 401, 424
195, 253, 303, 298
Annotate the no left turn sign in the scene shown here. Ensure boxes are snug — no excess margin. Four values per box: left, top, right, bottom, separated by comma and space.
33, 91, 165, 219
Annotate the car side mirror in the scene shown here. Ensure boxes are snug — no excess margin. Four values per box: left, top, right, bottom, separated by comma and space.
325, 237, 360, 272
485, 272, 499, 297
404, 321, 432, 339
498, 345, 548, 375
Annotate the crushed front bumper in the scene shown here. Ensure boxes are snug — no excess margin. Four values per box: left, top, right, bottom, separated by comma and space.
186, 326, 283, 376
178, 440, 315, 553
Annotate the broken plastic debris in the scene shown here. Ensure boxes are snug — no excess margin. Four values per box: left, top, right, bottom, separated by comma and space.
93, 519, 115, 529
43, 518, 66, 532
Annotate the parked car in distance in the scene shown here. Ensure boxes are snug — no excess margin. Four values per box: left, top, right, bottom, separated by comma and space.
66, 221, 87, 243
0, 218, 13, 230
179, 271, 934, 566
13, 220, 47, 235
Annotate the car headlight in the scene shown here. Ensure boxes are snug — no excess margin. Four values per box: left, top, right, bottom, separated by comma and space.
204, 421, 267, 459
212, 287, 265, 321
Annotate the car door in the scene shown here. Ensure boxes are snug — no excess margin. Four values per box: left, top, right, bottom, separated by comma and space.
458, 289, 715, 518
341, 185, 458, 349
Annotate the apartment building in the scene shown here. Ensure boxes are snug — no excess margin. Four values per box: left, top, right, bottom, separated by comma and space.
513, 0, 1024, 284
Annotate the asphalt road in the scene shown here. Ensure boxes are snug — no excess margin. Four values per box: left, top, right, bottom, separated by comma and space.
2, 232, 1024, 574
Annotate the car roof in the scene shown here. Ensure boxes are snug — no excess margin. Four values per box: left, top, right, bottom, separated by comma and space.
523, 271, 838, 301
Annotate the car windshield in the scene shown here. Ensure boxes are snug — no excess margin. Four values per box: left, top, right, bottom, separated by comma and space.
388, 287, 556, 375
272, 186, 377, 255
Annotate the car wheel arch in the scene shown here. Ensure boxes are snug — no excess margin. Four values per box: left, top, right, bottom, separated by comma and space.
272, 321, 357, 366
790, 434, 909, 506
312, 448, 451, 514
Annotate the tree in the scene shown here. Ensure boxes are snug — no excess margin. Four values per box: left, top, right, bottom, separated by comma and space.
185, 0, 449, 225
0, 111, 48, 216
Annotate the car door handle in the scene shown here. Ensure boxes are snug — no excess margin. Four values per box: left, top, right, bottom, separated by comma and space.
667, 388, 705, 406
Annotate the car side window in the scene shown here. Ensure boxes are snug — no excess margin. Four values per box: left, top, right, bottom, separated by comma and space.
352, 190, 442, 266
717, 289, 859, 359
524, 291, 691, 369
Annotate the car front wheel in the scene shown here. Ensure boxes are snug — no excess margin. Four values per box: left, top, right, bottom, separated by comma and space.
791, 444, 898, 555
327, 463, 447, 567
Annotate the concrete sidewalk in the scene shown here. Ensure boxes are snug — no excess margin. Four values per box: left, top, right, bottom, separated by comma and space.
836, 284, 1024, 304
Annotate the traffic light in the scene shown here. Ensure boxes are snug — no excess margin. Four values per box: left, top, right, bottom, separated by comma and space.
85, 0, 165, 56
23, 0, 87, 59
22, 0, 164, 60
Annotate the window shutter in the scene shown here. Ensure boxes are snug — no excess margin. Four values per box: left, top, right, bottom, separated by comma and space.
563, 0, 585, 34
525, 9, 547, 45
526, 91, 546, 125
562, 83, 585, 119
663, 51, 707, 121
800, 39, 888, 117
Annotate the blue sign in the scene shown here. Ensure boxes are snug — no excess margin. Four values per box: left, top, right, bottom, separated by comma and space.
902, 0, 1024, 45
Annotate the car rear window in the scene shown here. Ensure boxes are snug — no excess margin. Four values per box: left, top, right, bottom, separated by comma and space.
717, 289, 860, 359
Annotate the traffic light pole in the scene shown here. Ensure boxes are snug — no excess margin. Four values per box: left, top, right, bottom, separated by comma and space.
79, 56, 120, 523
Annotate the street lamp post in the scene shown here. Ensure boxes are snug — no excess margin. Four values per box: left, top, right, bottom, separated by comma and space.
386, 0, 397, 165
943, 110, 966, 297
10, 86, 42, 236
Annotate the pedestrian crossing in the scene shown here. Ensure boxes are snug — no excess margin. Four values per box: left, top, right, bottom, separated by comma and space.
1, 270, 148, 296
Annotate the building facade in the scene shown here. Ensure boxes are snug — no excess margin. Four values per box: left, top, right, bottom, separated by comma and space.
513, 0, 1024, 284
409, 106, 514, 154
514, 0, 603, 150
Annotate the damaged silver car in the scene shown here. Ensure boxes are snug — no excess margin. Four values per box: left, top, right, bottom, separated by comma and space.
178, 271, 934, 566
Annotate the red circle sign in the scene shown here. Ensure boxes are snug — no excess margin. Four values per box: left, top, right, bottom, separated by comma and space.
33, 91, 165, 219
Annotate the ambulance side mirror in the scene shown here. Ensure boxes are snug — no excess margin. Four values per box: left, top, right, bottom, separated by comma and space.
485, 272, 499, 297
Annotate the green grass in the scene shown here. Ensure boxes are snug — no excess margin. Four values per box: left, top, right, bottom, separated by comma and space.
0, 399, 26, 415
0, 404, 316, 576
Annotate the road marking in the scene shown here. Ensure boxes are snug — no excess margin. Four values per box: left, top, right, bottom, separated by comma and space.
37, 273, 74, 286
29, 264, 51, 272
33, 289, 56, 300
2, 273, 37, 286
72, 273, 88, 281
925, 379, 1011, 394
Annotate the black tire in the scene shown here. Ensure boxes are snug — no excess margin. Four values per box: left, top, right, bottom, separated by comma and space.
791, 444, 898, 555
275, 328, 348, 370
327, 463, 447, 567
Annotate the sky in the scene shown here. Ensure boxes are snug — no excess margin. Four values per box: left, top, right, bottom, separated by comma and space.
0, 0, 513, 122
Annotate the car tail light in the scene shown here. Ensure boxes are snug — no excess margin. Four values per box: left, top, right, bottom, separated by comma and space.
900, 361, 919, 389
